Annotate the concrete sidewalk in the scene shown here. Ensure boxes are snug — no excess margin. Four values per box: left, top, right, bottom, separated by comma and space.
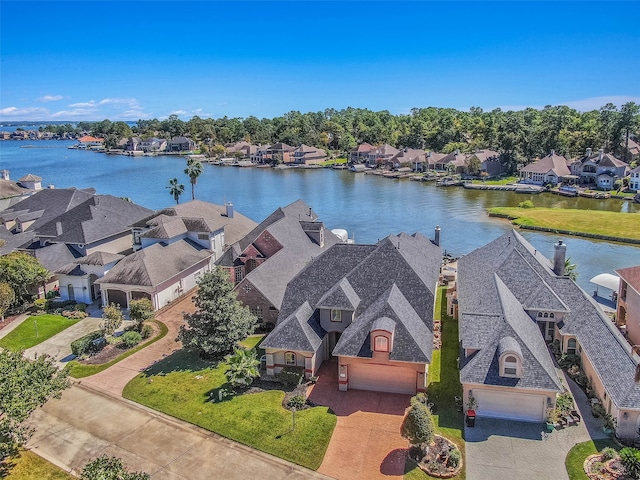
26, 383, 329, 479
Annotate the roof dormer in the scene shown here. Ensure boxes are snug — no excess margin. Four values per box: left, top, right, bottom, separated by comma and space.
370, 317, 396, 354
498, 336, 523, 378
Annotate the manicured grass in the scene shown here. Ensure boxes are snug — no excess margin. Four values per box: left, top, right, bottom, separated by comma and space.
471, 176, 518, 185
123, 342, 336, 470
319, 158, 348, 166
3, 450, 73, 480
405, 287, 465, 480
489, 207, 640, 242
0, 315, 79, 351
239, 334, 264, 350
565, 438, 619, 480
65, 320, 169, 378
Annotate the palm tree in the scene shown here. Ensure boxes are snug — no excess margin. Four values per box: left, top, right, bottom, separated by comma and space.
184, 158, 203, 200
167, 178, 185, 204
225, 348, 260, 388
565, 257, 578, 281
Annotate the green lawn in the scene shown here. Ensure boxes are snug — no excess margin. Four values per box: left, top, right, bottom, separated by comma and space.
319, 158, 348, 166
405, 287, 465, 480
122, 340, 336, 470
0, 315, 79, 351
65, 320, 169, 378
471, 176, 518, 185
565, 438, 619, 480
489, 207, 640, 242
2, 450, 73, 480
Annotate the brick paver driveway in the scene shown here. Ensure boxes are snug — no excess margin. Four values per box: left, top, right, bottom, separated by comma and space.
308, 361, 411, 480
80, 292, 197, 395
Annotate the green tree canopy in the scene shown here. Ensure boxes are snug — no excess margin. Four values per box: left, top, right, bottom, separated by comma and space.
0, 252, 49, 308
0, 349, 69, 462
129, 298, 154, 326
225, 348, 260, 388
0, 283, 15, 321
178, 267, 257, 359
400, 401, 435, 447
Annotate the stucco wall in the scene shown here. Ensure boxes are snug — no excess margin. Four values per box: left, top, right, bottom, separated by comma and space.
623, 285, 640, 347
319, 308, 353, 332
85, 232, 133, 255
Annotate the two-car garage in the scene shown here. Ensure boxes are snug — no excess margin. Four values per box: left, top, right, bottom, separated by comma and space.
347, 362, 421, 395
474, 389, 547, 422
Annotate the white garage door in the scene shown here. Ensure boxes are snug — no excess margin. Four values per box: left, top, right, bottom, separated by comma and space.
475, 390, 546, 422
349, 363, 417, 394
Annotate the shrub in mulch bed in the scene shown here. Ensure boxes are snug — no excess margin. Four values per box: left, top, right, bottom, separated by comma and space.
408, 435, 463, 479
584, 453, 628, 479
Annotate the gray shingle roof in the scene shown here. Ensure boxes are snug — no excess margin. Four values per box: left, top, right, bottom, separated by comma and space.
262, 233, 441, 364
32, 242, 83, 272
316, 278, 360, 311
96, 239, 212, 287
459, 229, 640, 407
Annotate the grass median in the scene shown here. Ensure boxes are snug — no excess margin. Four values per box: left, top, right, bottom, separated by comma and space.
122, 337, 336, 470
489, 207, 640, 242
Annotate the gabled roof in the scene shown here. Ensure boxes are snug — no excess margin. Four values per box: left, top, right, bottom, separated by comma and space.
18, 174, 42, 182
96, 239, 212, 287
520, 152, 570, 176
76, 250, 124, 266
352, 143, 375, 153
262, 232, 441, 364
459, 229, 640, 407
31, 242, 83, 272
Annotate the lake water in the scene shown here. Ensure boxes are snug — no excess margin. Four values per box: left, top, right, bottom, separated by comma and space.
2, 139, 640, 293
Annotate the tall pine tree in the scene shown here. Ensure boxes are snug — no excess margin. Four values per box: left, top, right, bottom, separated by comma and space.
178, 267, 257, 359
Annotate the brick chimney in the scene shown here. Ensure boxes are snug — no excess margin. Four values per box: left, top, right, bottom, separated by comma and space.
553, 240, 566, 276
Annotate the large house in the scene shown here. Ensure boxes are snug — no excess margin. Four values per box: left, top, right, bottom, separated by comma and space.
96, 200, 257, 310
290, 144, 327, 165
366, 144, 400, 168
455, 230, 640, 438
168, 136, 196, 152
630, 166, 640, 192
139, 137, 167, 153
261, 231, 441, 394
518, 150, 573, 185
349, 143, 375, 163
434, 150, 466, 173
570, 148, 630, 190
217, 200, 342, 326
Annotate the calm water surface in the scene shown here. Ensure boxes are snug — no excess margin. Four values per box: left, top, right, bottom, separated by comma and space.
2, 140, 640, 292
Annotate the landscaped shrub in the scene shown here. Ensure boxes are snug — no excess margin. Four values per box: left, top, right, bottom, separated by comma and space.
74, 303, 87, 312
401, 402, 435, 449
277, 366, 304, 386
556, 391, 574, 414
591, 402, 606, 418
411, 392, 429, 406
448, 448, 461, 468
33, 298, 47, 310
120, 331, 142, 349
101, 303, 123, 335
518, 200, 534, 208
620, 447, 640, 479
558, 353, 581, 369
129, 298, 154, 328
140, 324, 153, 339
71, 331, 104, 356
47, 299, 76, 311
287, 394, 306, 410
62, 310, 88, 319
601, 447, 617, 460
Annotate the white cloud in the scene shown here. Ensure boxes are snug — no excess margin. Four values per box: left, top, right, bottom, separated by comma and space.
68, 100, 97, 107
98, 98, 138, 106
119, 109, 151, 120
37, 95, 63, 103
0, 106, 49, 117
169, 110, 188, 116
51, 108, 98, 118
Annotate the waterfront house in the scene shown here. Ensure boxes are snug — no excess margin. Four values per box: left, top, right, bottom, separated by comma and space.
570, 148, 630, 189
386, 148, 426, 170
464, 149, 502, 177
518, 150, 572, 185
251, 144, 271, 163
77, 135, 104, 149
55, 251, 124, 304
366, 144, 400, 168
217, 200, 342, 326
139, 137, 167, 153
168, 136, 196, 152
265, 143, 295, 164
424, 151, 447, 170
629, 166, 640, 191
349, 143, 375, 164
261, 231, 441, 394
0, 170, 33, 207
225, 141, 258, 159
455, 230, 640, 438
434, 150, 466, 173
18, 174, 42, 191
615, 265, 640, 347
126, 137, 142, 151
291, 144, 327, 165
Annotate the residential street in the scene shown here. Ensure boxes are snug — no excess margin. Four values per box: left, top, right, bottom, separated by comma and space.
26, 383, 330, 480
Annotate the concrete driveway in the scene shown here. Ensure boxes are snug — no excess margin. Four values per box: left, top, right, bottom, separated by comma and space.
23, 316, 103, 366
308, 361, 411, 480
26, 383, 329, 480
465, 372, 609, 480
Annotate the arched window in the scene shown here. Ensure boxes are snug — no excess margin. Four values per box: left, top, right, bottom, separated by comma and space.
543, 312, 549, 318
503, 355, 518, 376
374, 336, 389, 353
550, 313, 555, 318
285, 352, 296, 366
537, 312, 543, 318
567, 338, 577, 355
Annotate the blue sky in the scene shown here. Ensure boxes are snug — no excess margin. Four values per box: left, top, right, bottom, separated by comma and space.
1, 1, 638, 121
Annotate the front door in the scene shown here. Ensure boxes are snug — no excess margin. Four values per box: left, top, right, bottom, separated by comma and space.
328, 331, 341, 356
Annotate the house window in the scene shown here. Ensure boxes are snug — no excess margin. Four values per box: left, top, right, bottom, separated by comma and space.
547, 323, 554, 340
567, 338, 577, 355
374, 336, 389, 352
251, 306, 263, 322
537, 312, 543, 318
234, 267, 243, 283
285, 352, 296, 366
549, 313, 555, 319
503, 355, 518, 376
331, 309, 342, 322
198, 233, 209, 240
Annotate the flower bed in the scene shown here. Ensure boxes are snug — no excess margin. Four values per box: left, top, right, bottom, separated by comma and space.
584, 453, 628, 479
408, 435, 463, 479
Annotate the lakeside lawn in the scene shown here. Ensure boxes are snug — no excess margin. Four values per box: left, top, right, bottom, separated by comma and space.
122, 335, 336, 470
3, 450, 73, 480
471, 176, 518, 185
65, 320, 169, 378
405, 287, 465, 480
0, 315, 79, 352
489, 207, 640, 242
565, 438, 619, 480
319, 157, 348, 166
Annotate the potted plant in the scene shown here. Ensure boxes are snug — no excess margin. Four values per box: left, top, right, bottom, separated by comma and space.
546, 407, 560, 431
